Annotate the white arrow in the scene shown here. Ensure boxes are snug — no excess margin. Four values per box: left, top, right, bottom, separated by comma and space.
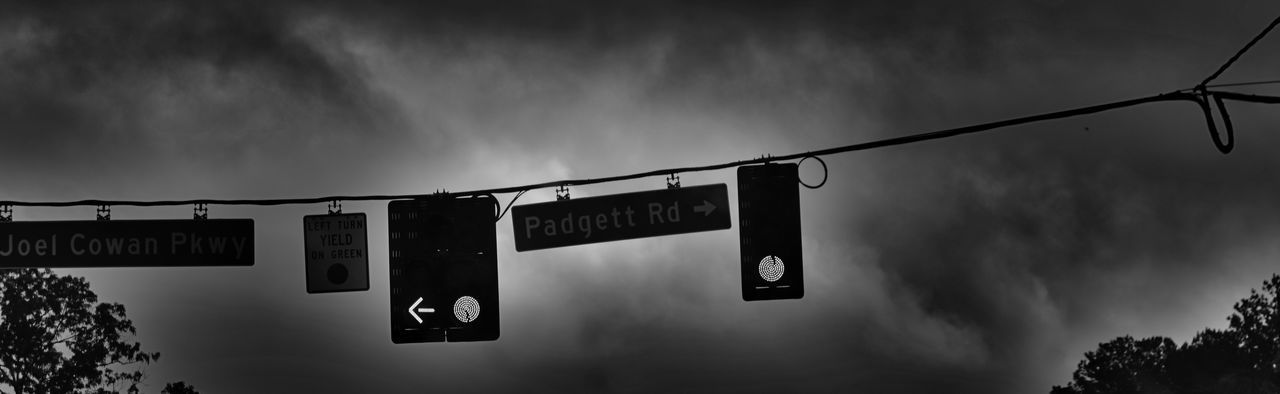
693, 200, 717, 216
409, 297, 435, 324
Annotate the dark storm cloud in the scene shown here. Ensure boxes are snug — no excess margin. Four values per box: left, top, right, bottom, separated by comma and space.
6, 1, 1279, 393
862, 140, 1270, 325
0, 0, 400, 197
308, 1, 1280, 391
2, 2, 352, 99
809, 3, 1280, 389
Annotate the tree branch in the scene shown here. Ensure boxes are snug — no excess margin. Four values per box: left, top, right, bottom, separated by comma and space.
95, 358, 144, 369
51, 332, 80, 345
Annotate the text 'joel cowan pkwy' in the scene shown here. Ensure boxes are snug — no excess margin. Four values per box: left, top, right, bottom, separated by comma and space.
0, 219, 254, 267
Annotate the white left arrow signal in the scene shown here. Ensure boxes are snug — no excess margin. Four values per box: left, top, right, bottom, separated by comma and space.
693, 200, 717, 216
409, 297, 435, 324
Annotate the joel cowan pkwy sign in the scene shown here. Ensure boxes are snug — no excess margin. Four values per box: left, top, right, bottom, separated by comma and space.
511, 184, 731, 251
0, 219, 254, 268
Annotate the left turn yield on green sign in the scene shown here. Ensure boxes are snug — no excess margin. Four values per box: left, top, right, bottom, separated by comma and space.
303, 213, 369, 293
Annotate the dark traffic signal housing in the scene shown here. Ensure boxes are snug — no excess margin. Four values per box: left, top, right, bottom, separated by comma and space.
389, 195, 499, 343
738, 163, 804, 301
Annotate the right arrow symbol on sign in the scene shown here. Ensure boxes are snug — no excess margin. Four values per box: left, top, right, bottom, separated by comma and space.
693, 200, 717, 216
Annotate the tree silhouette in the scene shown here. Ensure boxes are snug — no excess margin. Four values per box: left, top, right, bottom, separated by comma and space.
1053, 274, 1280, 393
160, 381, 199, 394
1050, 336, 1176, 394
0, 269, 195, 394
1164, 328, 1252, 393
1228, 275, 1280, 376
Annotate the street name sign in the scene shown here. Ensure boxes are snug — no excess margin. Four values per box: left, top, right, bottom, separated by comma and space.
0, 219, 254, 268
303, 213, 369, 293
511, 183, 731, 252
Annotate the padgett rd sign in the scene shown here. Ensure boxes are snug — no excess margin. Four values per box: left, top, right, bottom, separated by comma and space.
511, 183, 731, 251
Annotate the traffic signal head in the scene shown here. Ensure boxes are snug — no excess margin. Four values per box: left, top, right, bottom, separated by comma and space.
389, 195, 499, 343
738, 163, 803, 301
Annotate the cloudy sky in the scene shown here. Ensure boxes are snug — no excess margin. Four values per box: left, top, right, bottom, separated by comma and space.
3, 1, 1280, 392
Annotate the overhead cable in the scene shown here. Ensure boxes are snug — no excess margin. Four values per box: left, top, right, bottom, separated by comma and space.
5, 12, 1280, 210
5, 90, 1268, 208
1203, 79, 1280, 89
1199, 14, 1280, 87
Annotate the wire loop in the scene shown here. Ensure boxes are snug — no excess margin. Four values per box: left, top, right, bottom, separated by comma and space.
797, 156, 828, 189
0, 89, 1269, 209
5, 12, 1280, 209
1194, 87, 1235, 154
495, 190, 527, 222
